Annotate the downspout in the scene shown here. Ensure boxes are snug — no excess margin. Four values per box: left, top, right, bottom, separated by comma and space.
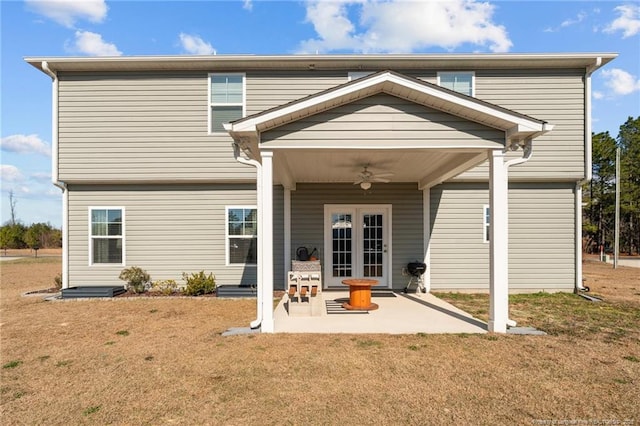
232, 142, 263, 329
42, 61, 69, 289
575, 57, 602, 292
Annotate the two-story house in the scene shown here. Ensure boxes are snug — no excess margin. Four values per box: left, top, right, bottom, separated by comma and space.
27, 53, 615, 332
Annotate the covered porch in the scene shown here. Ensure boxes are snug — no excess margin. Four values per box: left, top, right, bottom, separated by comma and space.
225, 70, 552, 334
274, 290, 486, 334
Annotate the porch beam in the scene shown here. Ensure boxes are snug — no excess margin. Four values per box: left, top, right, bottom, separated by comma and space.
488, 149, 508, 333
260, 150, 275, 333
418, 152, 488, 189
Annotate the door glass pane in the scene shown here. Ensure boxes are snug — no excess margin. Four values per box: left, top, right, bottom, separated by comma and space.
363, 214, 383, 278
331, 213, 352, 278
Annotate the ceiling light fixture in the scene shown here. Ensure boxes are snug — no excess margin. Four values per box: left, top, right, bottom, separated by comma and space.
360, 181, 371, 190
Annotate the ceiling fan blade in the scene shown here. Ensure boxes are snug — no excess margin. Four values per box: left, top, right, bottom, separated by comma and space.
372, 177, 391, 183
373, 172, 394, 178
353, 179, 364, 185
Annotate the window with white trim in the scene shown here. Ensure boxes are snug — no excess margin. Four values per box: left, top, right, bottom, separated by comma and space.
226, 206, 257, 265
348, 71, 374, 81
438, 71, 475, 96
90, 208, 124, 264
483, 205, 490, 243
209, 73, 245, 133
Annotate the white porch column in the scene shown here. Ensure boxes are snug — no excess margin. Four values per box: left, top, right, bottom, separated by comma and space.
260, 151, 275, 333
488, 149, 509, 333
283, 186, 291, 277
422, 187, 431, 292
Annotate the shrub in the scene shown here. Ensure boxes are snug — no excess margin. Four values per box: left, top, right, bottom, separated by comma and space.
151, 279, 179, 296
119, 266, 151, 294
53, 273, 62, 290
182, 271, 216, 296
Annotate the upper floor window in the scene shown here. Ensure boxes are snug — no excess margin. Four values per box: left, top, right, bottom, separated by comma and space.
209, 73, 245, 133
437, 72, 475, 97
90, 207, 124, 265
348, 71, 374, 81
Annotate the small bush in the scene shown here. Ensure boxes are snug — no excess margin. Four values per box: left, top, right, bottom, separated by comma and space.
151, 279, 179, 296
53, 273, 62, 290
182, 271, 216, 296
119, 266, 151, 294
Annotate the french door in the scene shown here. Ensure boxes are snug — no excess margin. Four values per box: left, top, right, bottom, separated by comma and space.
323, 205, 391, 288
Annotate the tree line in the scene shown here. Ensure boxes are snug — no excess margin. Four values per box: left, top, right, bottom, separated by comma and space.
583, 116, 639, 255
1, 191, 62, 254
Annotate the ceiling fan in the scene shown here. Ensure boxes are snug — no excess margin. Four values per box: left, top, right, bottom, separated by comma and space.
353, 165, 393, 190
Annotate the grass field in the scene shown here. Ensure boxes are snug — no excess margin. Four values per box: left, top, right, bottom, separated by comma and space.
1, 253, 638, 425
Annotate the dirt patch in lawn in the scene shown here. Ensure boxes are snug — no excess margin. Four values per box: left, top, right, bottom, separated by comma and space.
1, 257, 639, 424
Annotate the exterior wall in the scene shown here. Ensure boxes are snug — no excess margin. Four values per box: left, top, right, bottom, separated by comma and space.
57, 68, 584, 183
67, 184, 258, 287
262, 93, 504, 147
290, 183, 423, 290
57, 72, 255, 182
430, 182, 576, 292
455, 68, 585, 181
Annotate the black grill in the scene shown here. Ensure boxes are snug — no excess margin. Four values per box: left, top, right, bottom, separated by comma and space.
407, 262, 426, 277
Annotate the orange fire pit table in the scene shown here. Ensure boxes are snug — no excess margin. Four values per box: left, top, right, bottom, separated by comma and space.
341, 279, 379, 311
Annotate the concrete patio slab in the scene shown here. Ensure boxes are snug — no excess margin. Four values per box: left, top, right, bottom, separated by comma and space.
273, 291, 487, 334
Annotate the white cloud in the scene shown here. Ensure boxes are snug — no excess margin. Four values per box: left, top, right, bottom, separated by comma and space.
561, 11, 587, 28
604, 4, 640, 38
600, 68, 640, 96
0, 134, 51, 157
31, 172, 52, 181
179, 33, 216, 55
69, 30, 122, 56
299, 0, 512, 53
1, 165, 24, 182
243, 0, 253, 11
26, 0, 108, 28
593, 91, 604, 100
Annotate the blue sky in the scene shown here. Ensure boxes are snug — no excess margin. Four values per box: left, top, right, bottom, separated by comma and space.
1, 0, 639, 228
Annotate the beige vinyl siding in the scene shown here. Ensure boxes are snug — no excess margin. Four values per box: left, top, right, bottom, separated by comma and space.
67, 184, 258, 287
455, 69, 585, 181
262, 94, 504, 146
430, 182, 575, 292
58, 72, 255, 182
290, 183, 423, 290
246, 71, 346, 114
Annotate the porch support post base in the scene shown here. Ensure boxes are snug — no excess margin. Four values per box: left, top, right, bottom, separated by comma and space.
489, 149, 508, 333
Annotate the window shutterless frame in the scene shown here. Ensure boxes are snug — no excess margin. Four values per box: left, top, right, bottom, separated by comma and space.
225, 205, 258, 266
208, 73, 246, 134
483, 204, 490, 243
88, 207, 125, 266
437, 71, 475, 97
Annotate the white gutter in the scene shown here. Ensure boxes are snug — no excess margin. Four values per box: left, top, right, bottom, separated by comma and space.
575, 56, 602, 292
42, 61, 69, 290
232, 142, 263, 329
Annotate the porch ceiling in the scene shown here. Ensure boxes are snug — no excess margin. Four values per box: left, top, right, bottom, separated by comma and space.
272, 148, 488, 189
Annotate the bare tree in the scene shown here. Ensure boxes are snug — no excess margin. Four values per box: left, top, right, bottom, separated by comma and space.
8, 190, 17, 225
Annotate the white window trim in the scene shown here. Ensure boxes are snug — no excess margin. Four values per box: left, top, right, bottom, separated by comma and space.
225, 205, 257, 267
348, 71, 374, 81
208, 72, 246, 135
88, 206, 125, 266
483, 204, 490, 243
437, 71, 475, 97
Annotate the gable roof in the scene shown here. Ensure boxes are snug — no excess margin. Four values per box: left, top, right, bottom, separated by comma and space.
224, 70, 553, 145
